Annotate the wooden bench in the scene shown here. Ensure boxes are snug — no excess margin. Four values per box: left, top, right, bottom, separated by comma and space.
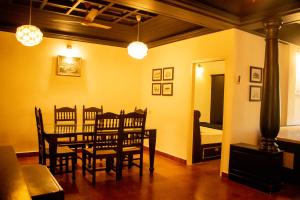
22, 165, 64, 200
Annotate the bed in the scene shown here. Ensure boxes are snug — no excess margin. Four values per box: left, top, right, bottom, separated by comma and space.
192, 110, 223, 163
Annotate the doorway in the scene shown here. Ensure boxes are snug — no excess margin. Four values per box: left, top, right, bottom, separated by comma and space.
192, 60, 225, 164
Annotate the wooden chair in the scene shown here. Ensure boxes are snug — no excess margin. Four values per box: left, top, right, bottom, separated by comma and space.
120, 110, 147, 177
35, 107, 76, 180
54, 105, 82, 163
82, 112, 122, 185
54, 105, 77, 125
82, 105, 103, 142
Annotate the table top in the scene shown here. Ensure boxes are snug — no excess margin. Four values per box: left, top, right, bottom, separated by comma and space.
277, 126, 300, 144
0, 146, 32, 200
43, 124, 155, 137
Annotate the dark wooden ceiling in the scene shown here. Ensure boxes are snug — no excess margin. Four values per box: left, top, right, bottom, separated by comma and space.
0, 0, 300, 47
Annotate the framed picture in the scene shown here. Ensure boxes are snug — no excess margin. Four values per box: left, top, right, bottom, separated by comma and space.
163, 67, 174, 81
57, 55, 82, 77
152, 83, 161, 95
162, 83, 173, 96
249, 85, 262, 101
152, 68, 162, 81
250, 66, 263, 83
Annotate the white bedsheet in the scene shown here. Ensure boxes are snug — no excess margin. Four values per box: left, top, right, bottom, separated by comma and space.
200, 126, 223, 144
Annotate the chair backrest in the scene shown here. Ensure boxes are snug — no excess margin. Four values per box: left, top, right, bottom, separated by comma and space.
93, 112, 122, 153
82, 106, 103, 133
54, 105, 77, 125
121, 110, 147, 149
35, 107, 46, 165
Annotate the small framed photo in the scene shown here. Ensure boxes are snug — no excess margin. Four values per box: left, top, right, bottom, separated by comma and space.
57, 55, 81, 77
152, 68, 162, 81
250, 66, 263, 83
162, 83, 173, 96
152, 83, 161, 95
249, 85, 262, 101
163, 67, 174, 81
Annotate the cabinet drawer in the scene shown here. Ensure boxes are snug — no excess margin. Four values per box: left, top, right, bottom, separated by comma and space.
202, 144, 221, 159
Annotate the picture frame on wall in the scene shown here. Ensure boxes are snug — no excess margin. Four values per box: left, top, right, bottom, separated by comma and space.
162, 83, 173, 96
57, 55, 81, 77
249, 85, 262, 101
163, 67, 174, 80
152, 68, 162, 81
152, 83, 161, 95
250, 66, 263, 83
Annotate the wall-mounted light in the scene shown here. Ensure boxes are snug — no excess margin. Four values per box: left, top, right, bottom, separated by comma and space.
196, 64, 204, 78
57, 44, 82, 77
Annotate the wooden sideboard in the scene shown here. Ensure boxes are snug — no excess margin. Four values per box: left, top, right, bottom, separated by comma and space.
0, 146, 64, 200
229, 143, 283, 193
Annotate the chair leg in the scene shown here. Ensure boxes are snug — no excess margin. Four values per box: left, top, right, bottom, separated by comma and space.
72, 155, 76, 181
128, 154, 133, 169
116, 155, 122, 181
66, 157, 69, 172
92, 157, 96, 186
140, 153, 143, 176
82, 151, 86, 177
60, 157, 63, 172
106, 157, 113, 173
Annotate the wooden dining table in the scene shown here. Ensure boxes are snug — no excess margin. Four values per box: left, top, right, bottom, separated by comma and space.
43, 124, 157, 176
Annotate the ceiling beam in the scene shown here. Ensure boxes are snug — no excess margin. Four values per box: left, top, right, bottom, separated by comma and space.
108, 0, 237, 30
148, 27, 214, 48
66, 0, 83, 15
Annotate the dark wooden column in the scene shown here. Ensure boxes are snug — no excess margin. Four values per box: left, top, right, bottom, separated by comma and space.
260, 18, 282, 152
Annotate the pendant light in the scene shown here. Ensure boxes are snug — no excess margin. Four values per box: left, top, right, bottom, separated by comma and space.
127, 15, 148, 59
16, 0, 43, 46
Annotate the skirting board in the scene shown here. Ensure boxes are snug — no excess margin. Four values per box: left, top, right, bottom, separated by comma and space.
143, 146, 187, 165
16, 148, 187, 165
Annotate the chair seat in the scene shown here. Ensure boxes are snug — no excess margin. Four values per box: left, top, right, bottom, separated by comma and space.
84, 148, 117, 156
46, 146, 75, 156
123, 147, 140, 152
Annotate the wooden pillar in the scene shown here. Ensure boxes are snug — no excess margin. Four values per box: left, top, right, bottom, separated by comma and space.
260, 18, 282, 152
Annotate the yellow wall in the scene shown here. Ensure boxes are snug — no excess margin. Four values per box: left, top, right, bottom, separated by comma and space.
0, 31, 141, 152
194, 61, 225, 122
286, 45, 300, 125
140, 29, 236, 162
140, 29, 291, 174
0, 28, 295, 175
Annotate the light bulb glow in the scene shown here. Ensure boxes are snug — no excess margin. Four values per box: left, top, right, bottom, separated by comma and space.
127, 41, 148, 60
16, 25, 43, 46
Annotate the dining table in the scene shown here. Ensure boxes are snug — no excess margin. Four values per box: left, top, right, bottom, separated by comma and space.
43, 124, 157, 176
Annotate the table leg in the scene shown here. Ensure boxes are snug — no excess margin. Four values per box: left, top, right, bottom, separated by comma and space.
48, 140, 57, 174
148, 129, 156, 174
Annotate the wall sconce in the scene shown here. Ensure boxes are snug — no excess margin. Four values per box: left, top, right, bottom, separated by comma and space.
196, 64, 204, 78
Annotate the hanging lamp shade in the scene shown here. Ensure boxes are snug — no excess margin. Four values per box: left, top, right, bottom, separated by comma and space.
16, 0, 43, 47
127, 41, 148, 59
127, 15, 148, 59
16, 25, 43, 46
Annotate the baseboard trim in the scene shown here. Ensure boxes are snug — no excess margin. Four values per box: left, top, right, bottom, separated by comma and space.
16, 151, 39, 158
17, 148, 187, 165
222, 172, 228, 178
144, 146, 186, 165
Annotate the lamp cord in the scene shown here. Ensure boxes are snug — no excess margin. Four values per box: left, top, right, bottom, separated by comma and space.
29, 0, 32, 25
137, 20, 139, 41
